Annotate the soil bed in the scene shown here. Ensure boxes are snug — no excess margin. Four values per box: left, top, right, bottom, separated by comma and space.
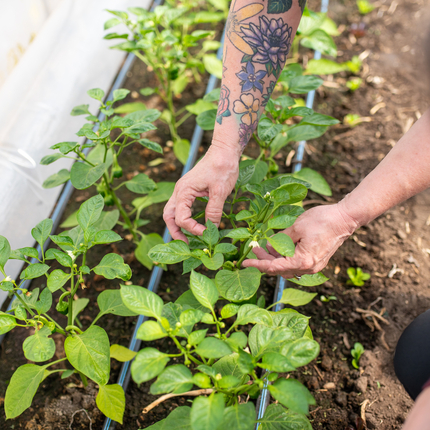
1, 0, 430, 428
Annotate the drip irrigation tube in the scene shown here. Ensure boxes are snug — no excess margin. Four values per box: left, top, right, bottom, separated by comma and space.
255, 0, 330, 426
101, 28, 226, 430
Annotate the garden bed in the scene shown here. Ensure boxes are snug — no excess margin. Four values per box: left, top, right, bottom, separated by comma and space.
1, 0, 430, 428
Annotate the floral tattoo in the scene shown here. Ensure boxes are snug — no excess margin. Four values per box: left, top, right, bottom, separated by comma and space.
236, 62, 267, 93
241, 16, 293, 77
233, 93, 260, 126
216, 85, 232, 125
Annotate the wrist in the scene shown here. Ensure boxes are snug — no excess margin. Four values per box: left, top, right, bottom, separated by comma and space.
334, 200, 360, 235
210, 136, 242, 161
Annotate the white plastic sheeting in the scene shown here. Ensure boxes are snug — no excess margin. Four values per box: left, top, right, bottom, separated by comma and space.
0, 0, 150, 306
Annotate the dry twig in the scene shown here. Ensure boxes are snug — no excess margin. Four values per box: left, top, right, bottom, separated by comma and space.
69, 409, 93, 430
142, 389, 213, 414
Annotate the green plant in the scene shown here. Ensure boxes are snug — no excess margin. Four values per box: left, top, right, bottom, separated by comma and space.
347, 267, 370, 286
344, 113, 362, 128
346, 77, 362, 92
357, 0, 375, 15
320, 295, 337, 302
0, 195, 137, 423
41, 88, 173, 269
351, 342, 365, 369
104, 5, 225, 164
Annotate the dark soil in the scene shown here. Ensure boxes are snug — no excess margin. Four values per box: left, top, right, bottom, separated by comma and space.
1, 0, 430, 428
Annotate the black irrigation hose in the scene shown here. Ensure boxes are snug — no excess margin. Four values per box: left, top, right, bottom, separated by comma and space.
101, 24, 227, 430
254, 0, 330, 426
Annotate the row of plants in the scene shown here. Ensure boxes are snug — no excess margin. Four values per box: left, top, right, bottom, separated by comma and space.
0, 1, 365, 427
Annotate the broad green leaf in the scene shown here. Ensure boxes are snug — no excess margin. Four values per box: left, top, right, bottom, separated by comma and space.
92, 210, 120, 231
267, 233, 295, 257
301, 113, 339, 127
149, 240, 191, 264
212, 353, 243, 379
215, 268, 261, 302
31, 219, 53, 248
288, 75, 323, 94
196, 109, 217, 130
268, 214, 297, 230
174, 139, 191, 165
190, 270, 218, 310
135, 233, 164, 270
150, 364, 193, 395
0, 236, 11, 269
256, 403, 312, 430
271, 310, 310, 339
301, 29, 337, 57
97, 289, 138, 316
237, 349, 254, 374
220, 402, 255, 430
202, 220, 219, 247
248, 325, 293, 358
113, 88, 129, 102
183, 257, 202, 274
201, 253, 224, 270
114, 102, 147, 113
93, 253, 131, 281
72, 298, 89, 324
268, 378, 315, 415
23, 326, 55, 362
0, 312, 17, 335
93, 230, 122, 245
180, 309, 204, 327
132, 182, 175, 211
131, 347, 170, 384
88, 88, 105, 101
125, 173, 156, 194
139, 138, 163, 154
236, 164, 255, 188
272, 183, 308, 205
70, 162, 106, 190
203, 54, 223, 78
258, 117, 282, 142
40, 153, 66, 165
191, 393, 225, 430
195, 338, 232, 359
4, 363, 47, 419
42, 169, 70, 188
225, 332, 247, 352
272, 288, 317, 307
77, 194, 104, 231
281, 339, 320, 367
145, 407, 192, 430
293, 168, 331, 196
34, 288, 53, 314
188, 329, 208, 346
185, 99, 216, 116
120, 284, 163, 319
288, 272, 328, 286
20, 263, 50, 280
110, 344, 137, 362
286, 124, 328, 143
162, 303, 192, 338
232, 304, 273, 327
96, 384, 125, 424
137, 320, 167, 341
225, 228, 251, 241
239, 159, 268, 185
64, 325, 110, 385
176, 290, 211, 314
259, 352, 296, 372
221, 303, 240, 319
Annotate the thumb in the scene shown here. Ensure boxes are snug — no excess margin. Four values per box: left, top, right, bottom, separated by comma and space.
205, 187, 227, 227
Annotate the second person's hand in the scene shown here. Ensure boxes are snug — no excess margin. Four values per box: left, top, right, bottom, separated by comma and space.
163, 141, 241, 242
242, 203, 359, 278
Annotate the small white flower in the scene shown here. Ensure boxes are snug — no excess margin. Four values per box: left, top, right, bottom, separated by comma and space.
67, 250, 77, 261
264, 192, 271, 198
203, 248, 210, 254
4, 276, 11, 282
249, 240, 260, 249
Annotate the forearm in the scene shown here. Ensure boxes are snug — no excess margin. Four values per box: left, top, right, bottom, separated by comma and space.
212, 0, 304, 158
339, 109, 430, 226
402, 386, 430, 430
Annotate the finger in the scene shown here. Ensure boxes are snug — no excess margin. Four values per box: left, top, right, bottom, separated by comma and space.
175, 191, 206, 236
252, 247, 276, 261
241, 258, 275, 272
266, 242, 282, 258
282, 225, 301, 244
205, 186, 227, 227
163, 196, 188, 243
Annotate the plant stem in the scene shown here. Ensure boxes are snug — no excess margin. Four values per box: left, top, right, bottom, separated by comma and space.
43, 314, 66, 335
67, 270, 75, 327
236, 245, 253, 269
13, 292, 35, 317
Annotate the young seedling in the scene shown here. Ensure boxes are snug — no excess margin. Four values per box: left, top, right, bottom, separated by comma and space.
351, 342, 365, 369
347, 267, 371, 287
0, 195, 135, 423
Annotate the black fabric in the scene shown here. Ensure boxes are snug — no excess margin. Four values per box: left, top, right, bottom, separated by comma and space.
394, 309, 430, 400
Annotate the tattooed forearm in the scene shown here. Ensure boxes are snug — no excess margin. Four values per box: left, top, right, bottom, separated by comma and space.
213, 0, 303, 152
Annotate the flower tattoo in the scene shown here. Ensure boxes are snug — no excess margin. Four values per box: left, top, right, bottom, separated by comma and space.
216, 85, 232, 125
238, 123, 257, 149
226, 2, 264, 55
236, 62, 267, 93
241, 16, 293, 76
233, 93, 260, 126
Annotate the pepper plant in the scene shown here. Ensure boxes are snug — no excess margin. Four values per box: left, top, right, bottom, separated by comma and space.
41, 88, 174, 270
119, 174, 330, 428
0, 195, 138, 423
104, 5, 224, 163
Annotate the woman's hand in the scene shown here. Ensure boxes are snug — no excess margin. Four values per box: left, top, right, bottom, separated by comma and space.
242, 203, 359, 278
163, 142, 240, 242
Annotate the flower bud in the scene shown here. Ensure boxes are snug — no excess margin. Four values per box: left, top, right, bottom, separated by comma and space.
175, 322, 182, 328
215, 373, 222, 381
4, 276, 12, 282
